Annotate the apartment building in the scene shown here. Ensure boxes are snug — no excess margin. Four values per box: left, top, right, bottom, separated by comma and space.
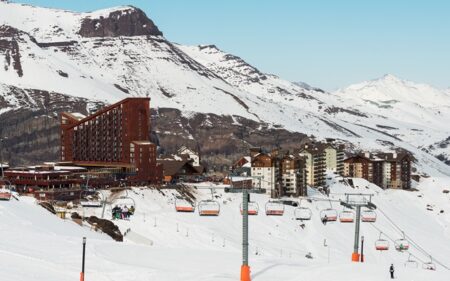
344, 152, 411, 189
251, 152, 278, 195
298, 144, 326, 187
279, 154, 307, 197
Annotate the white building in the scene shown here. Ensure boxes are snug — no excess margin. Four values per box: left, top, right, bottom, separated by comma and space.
177, 146, 200, 167
251, 153, 277, 195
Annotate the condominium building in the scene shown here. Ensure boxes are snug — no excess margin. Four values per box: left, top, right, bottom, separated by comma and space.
251, 152, 278, 195
298, 144, 326, 187
279, 154, 307, 197
344, 152, 411, 189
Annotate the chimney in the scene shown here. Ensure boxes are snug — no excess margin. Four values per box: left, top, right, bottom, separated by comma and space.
392, 152, 397, 159
364, 152, 370, 158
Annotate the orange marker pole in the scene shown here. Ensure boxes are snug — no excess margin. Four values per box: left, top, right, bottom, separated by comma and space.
241, 264, 251, 281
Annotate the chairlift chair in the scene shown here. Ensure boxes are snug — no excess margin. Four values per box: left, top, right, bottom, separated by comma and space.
198, 200, 220, 216
294, 199, 312, 220
394, 234, 410, 252
375, 233, 390, 251
404, 254, 418, 268
294, 207, 312, 220
361, 209, 377, 222
320, 208, 338, 222
0, 189, 12, 201
422, 257, 436, 271
175, 198, 195, 212
339, 210, 355, 223
265, 200, 285, 216
113, 196, 136, 211
240, 201, 259, 215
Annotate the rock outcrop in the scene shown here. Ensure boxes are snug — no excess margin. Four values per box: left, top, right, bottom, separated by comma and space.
79, 7, 163, 38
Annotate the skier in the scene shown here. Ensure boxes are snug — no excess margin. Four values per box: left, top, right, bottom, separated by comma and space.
389, 264, 395, 279
322, 215, 328, 225
122, 205, 129, 219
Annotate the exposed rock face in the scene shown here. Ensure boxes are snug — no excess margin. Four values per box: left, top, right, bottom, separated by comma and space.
0, 88, 308, 170
79, 7, 163, 38
87, 216, 123, 242
153, 108, 308, 172
0, 25, 24, 77
0, 85, 102, 166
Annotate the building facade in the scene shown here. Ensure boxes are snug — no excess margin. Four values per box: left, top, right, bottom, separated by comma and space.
177, 146, 200, 167
60, 98, 161, 184
279, 154, 307, 197
344, 152, 411, 189
251, 152, 278, 195
298, 145, 326, 187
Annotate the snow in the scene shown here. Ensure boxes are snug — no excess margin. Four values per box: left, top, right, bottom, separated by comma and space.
2, 175, 450, 280
1, 2, 450, 178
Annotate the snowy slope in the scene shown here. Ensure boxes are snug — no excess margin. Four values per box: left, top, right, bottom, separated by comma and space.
0, 1, 450, 175
2, 176, 450, 281
334, 75, 450, 164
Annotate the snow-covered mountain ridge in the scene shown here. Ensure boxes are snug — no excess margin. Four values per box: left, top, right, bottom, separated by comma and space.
0, 1, 449, 175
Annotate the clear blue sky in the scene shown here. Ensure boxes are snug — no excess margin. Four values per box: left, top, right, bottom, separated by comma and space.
12, 0, 450, 90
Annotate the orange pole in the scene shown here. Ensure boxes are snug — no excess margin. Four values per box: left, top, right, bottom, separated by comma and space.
241, 265, 251, 281
351, 252, 360, 262
80, 272, 84, 281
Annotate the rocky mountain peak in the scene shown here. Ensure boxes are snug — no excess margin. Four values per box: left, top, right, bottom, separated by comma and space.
79, 6, 163, 38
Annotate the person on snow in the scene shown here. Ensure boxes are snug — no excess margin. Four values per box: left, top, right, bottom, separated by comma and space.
322, 215, 328, 225
129, 205, 135, 215
389, 264, 395, 279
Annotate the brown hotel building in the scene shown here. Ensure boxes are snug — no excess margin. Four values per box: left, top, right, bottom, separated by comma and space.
60, 97, 162, 184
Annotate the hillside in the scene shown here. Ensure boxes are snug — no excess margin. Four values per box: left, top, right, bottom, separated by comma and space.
1, 176, 450, 280
0, 1, 449, 176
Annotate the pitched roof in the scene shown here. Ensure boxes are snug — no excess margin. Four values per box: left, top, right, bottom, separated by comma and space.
156, 159, 200, 177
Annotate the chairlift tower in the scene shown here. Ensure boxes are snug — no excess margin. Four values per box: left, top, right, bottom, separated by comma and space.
225, 181, 265, 281
340, 193, 376, 262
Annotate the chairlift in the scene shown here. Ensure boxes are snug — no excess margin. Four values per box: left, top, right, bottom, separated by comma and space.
175, 198, 195, 212
422, 257, 436, 271
339, 209, 355, 223
361, 209, 377, 222
375, 233, 390, 251
404, 254, 418, 268
80, 190, 102, 208
198, 200, 220, 216
113, 196, 136, 210
394, 232, 410, 251
0, 188, 12, 201
240, 201, 259, 215
265, 200, 285, 216
294, 199, 312, 220
320, 208, 338, 222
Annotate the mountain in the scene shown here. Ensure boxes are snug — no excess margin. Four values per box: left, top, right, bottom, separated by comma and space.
0, 1, 449, 176
334, 75, 450, 166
